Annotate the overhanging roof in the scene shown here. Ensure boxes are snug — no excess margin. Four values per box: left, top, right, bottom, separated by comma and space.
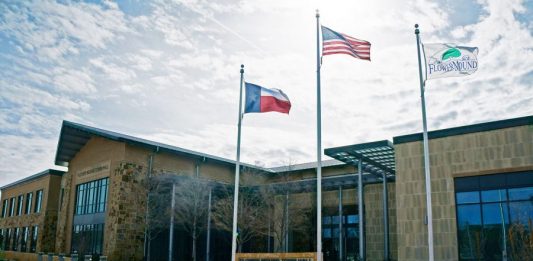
54, 121, 270, 172
325, 140, 395, 180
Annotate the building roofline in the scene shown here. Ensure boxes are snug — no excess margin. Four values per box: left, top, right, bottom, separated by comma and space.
54, 121, 272, 173
0, 169, 65, 190
393, 115, 533, 144
268, 159, 345, 173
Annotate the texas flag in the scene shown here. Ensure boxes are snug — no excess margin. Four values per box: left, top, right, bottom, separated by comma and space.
244, 82, 291, 114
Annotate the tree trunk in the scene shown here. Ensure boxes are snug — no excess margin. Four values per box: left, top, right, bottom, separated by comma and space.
192, 234, 197, 261
147, 236, 151, 261
192, 217, 197, 261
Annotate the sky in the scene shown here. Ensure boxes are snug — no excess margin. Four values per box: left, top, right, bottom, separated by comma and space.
0, 0, 532, 187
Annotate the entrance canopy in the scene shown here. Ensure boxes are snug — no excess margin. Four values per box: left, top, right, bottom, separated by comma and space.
325, 140, 396, 181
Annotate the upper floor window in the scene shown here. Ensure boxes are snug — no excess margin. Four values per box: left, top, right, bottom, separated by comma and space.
9, 198, 15, 217
16, 195, 24, 216
34, 190, 43, 213
25, 192, 33, 214
1, 199, 7, 218
75, 178, 108, 215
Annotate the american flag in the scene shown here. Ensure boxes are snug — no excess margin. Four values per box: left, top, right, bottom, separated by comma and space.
321, 26, 371, 61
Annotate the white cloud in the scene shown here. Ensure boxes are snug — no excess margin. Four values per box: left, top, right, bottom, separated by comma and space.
53, 68, 97, 93
90, 57, 137, 82
0, 0, 532, 185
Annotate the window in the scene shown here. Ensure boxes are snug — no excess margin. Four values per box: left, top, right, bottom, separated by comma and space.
30, 226, 38, 253
12, 227, 19, 251
455, 171, 533, 261
75, 178, 108, 215
20, 227, 28, 252
1, 199, 7, 218
9, 198, 15, 217
16, 195, 24, 216
0, 229, 3, 250
25, 192, 33, 214
71, 224, 104, 255
34, 190, 43, 213
322, 206, 360, 261
4, 228, 11, 251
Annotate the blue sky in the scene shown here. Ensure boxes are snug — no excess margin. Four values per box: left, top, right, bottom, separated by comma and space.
0, 0, 532, 187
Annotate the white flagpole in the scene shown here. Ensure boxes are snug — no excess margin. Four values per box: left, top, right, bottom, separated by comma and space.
415, 24, 435, 261
231, 64, 245, 261
315, 10, 323, 261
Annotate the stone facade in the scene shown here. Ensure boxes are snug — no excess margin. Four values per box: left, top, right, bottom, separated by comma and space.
0, 170, 63, 254
395, 124, 533, 261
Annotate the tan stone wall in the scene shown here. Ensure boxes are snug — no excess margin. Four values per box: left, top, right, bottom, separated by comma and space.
105, 162, 146, 261
0, 173, 61, 253
365, 183, 397, 261
395, 125, 533, 261
55, 136, 125, 255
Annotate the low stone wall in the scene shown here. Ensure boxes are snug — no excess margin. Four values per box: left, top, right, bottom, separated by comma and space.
3, 251, 72, 261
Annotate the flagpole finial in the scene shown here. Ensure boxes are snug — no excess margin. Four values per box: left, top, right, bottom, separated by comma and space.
316, 9, 319, 18
415, 24, 420, 34
240, 64, 244, 74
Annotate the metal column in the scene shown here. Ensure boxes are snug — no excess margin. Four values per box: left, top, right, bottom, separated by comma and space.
205, 187, 212, 261
338, 186, 343, 261
169, 183, 176, 261
382, 172, 389, 261
358, 160, 365, 261
285, 190, 290, 252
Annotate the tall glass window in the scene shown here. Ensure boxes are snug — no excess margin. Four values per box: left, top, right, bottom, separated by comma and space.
21, 227, 28, 252
12, 227, 19, 251
0, 229, 3, 250
30, 226, 38, 253
9, 198, 15, 217
455, 171, 533, 261
322, 206, 360, 261
4, 228, 11, 251
75, 178, 108, 215
16, 195, 23, 216
25, 192, 33, 214
34, 190, 43, 213
1, 199, 7, 218
71, 224, 105, 255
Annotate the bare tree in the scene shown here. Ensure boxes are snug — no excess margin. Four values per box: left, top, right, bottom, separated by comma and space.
171, 175, 211, 261
258, 174, 313, 252
212, 184, 266, 252
508, 218, 533, 260
211, 163, 313, 254
142, 174, 173, 261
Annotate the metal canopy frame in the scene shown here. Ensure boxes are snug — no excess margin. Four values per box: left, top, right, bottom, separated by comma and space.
324, 140, 396, 180
325, 140, 395, 261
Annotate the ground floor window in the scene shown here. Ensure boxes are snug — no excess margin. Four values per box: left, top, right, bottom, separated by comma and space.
322, 206, 360, 261
4, 228, 11, 251
12, 227, 19, 251
20, 227, 29, 252
30, 226, 38, 252
455, 171, 533, 261
71, 223, 104, 255
0, 229, 4, 250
